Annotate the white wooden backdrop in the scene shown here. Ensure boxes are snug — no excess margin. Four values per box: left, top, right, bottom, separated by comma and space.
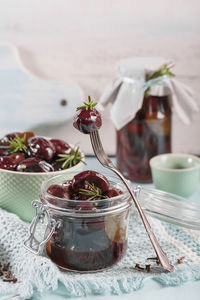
0, 0, 200, 154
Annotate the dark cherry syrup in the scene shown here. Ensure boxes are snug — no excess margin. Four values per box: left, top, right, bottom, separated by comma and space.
117, 95, 171, 183
47, 239, 126, 271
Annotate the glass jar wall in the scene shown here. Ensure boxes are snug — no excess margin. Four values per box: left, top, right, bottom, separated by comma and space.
116, 93, 172, 183
38, 174, 132, 272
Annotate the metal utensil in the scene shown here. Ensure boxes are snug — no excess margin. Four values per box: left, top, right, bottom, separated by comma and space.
90, 131, 174, 272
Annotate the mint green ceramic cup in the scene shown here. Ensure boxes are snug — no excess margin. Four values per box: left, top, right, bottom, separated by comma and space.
150, 153, 200, 197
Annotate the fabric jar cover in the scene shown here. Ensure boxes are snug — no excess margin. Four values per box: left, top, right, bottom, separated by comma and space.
100, 57, 199, 130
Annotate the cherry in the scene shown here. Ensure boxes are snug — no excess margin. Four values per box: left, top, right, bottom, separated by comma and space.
106, 188, 123, 198
9, 153, 25, 165
0, 146, 11, 156
86, 218, 105, 231
75, 202, 104, 231
0, 156, 16, 170
50, 139, 71, 155
28, 137, 56, 161
63, 179, 73, 186
73, 109, 102, 134
73, 96, 102, 134
72, 193, 101, 201
18, 131, 35, 144
47, 184, 75, 208
2, 131, 34, 144
0, 133, 21, 150
0, 139, 9, 146
47, 184, 71, 198
0, 132, 34, 151
72, 170, 109, 193
3, 132, 21, 142
38, 160, 54, 172
75, 202, 105, 231
16, 157, 54, 173
51, 161, 63, 171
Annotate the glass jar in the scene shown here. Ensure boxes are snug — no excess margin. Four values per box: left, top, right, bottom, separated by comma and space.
24, 174, 132, 272
116, 90, 172, 183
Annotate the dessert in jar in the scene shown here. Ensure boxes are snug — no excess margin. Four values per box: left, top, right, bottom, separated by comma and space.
100, 57, 198, 183
52, 98, 132, 271
26, 171, 132, 272
116, 64, 173, 183
117, 85, 172, 183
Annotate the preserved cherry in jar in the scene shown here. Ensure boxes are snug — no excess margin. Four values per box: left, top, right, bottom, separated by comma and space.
100, 59, 197, 184
116, 92, 172, 183
24, 171, 132, 272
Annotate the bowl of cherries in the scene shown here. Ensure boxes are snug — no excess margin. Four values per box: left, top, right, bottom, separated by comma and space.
0, 131, 85, 221
25, 170, 132, 272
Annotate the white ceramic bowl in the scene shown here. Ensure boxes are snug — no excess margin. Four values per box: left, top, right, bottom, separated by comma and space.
0, 145, 85, 222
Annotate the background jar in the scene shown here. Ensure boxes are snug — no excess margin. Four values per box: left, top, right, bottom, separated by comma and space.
26, 173, 132, 272
116, 86, 172, 183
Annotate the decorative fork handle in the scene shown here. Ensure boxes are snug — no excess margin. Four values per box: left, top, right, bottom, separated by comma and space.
110, 166, 174, 272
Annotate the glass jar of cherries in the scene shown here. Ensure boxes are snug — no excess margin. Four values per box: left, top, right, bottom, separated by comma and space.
24, 171, 132, 272
116, 87, 172, 183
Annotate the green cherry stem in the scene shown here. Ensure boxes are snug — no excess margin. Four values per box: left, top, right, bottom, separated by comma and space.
76, 96, 97, 111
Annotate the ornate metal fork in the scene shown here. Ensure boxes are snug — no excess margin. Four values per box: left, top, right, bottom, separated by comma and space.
90, 131, 174, 272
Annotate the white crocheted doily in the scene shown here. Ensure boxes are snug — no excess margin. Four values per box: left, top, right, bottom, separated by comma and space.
0, 207, 200, 299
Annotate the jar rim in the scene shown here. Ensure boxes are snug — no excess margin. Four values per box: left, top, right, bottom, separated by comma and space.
40, 173, 132, 216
